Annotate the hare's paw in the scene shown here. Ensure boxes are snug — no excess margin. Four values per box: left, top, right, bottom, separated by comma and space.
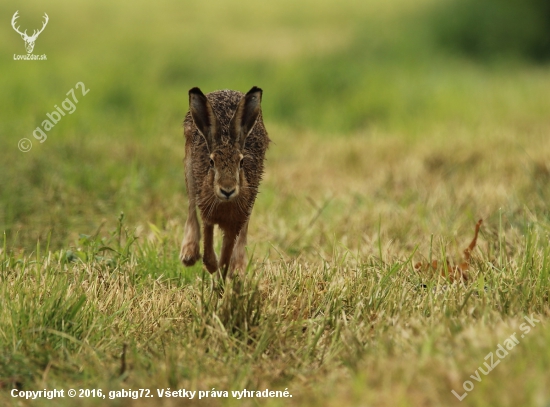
203, 252, 218, 274
180, 242, 201, 266
229, 256, 247, 278
229, 242, 248, 278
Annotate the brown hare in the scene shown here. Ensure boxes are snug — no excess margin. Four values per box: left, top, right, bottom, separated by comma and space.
179, 86, 270, 279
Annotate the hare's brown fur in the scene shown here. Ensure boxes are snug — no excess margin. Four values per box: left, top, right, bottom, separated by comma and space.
179, 87, 269, 279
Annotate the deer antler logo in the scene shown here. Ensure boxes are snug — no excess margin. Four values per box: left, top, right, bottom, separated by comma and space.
11, 11, 49, 54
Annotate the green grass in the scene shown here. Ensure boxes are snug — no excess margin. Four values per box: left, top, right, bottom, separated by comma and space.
1, 0, 550, 405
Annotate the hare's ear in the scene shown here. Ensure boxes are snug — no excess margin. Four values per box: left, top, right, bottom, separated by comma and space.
189, 87, 218, 151
230, 86, 262, 149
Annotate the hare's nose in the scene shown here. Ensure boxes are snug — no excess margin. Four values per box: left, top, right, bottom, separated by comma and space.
220, 188, 235, 199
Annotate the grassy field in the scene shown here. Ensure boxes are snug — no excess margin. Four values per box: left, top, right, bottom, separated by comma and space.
1, 0, 550, 405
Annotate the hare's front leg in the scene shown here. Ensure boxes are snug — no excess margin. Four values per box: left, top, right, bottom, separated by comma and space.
180, 204, 201, 266
202, 223, 218, 274
219, 228, 238, 280
229, 220, 249, 277
180, 156, 201, 266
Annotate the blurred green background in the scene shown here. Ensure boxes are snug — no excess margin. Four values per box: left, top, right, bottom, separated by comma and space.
1, 0, 549, 250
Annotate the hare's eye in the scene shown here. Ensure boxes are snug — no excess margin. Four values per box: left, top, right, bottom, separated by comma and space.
209, 158, 214, 168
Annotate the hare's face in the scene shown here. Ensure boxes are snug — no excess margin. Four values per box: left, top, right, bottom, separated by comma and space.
188, 86, 262, 201
209, 148, 245, 201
